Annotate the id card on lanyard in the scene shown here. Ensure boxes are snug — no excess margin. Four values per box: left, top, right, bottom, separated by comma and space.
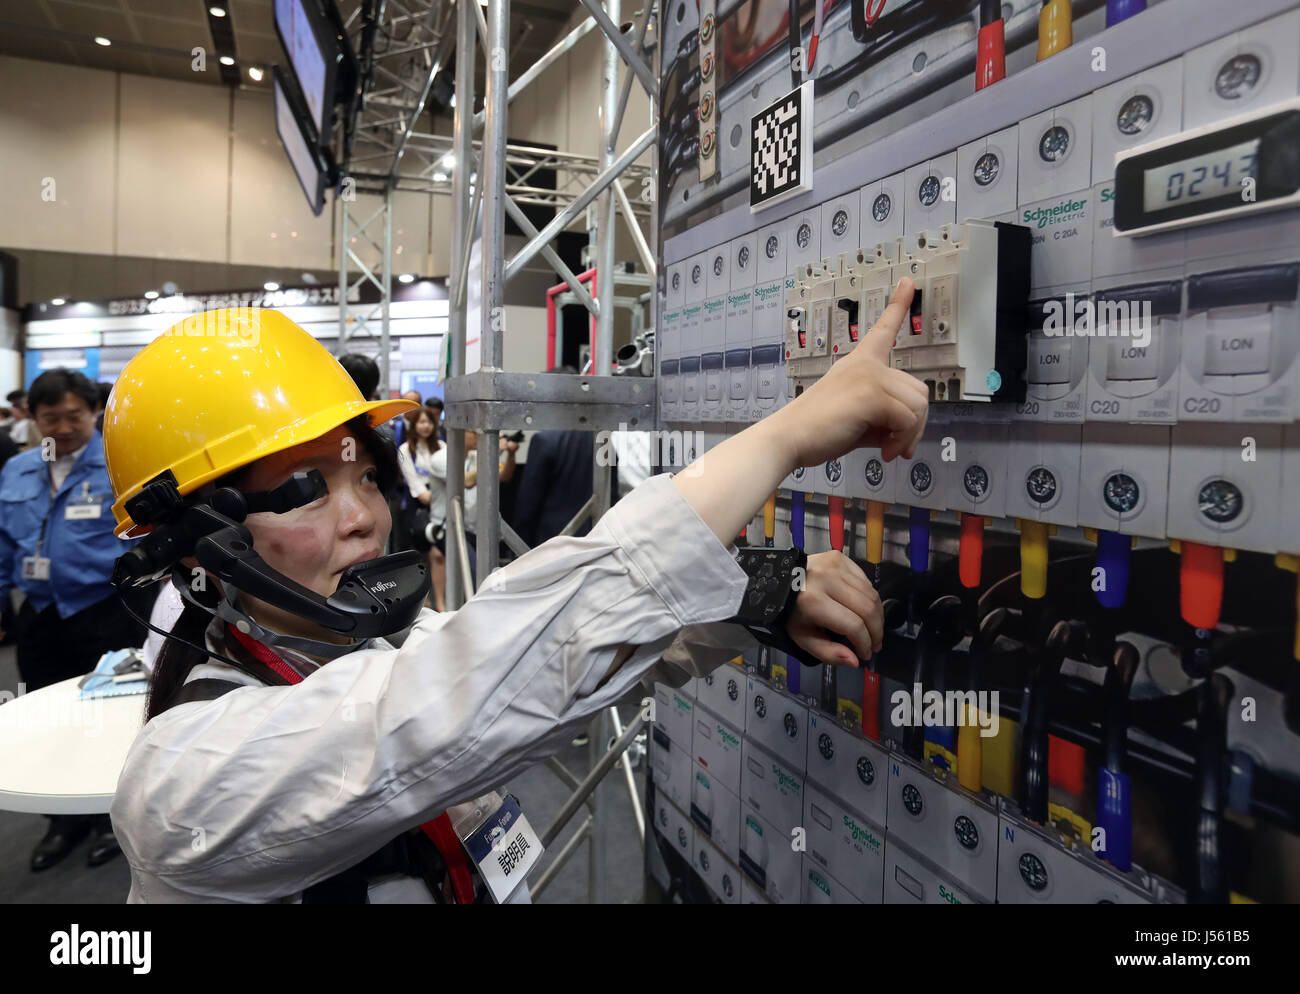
451, 792, 543, 903
21, 551, 50, 581
22, 468, 63, 582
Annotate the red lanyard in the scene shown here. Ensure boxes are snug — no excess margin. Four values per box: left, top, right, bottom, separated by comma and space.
226, 623, 477, 904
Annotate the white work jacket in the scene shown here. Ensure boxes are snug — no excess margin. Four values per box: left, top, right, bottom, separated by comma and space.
111, 475, 755, 903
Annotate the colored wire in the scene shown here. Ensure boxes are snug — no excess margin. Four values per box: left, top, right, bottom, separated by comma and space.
808, 0, 830, 71
975, 0, 1005, 90
1105, 0, 1146, 28
1036, 0, 1072, 61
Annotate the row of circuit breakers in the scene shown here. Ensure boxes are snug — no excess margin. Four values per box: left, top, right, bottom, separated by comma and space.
658, 7, 1300, 429
650, 658, 1182, 905
658, 222, 1299, 427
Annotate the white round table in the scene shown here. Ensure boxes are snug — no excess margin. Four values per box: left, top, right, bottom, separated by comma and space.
0, 677, 146, 814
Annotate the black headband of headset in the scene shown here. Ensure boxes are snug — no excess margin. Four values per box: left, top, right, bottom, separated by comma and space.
111, 468, 429, 638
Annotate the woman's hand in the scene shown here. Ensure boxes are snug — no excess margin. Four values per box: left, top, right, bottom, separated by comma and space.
670, 277, 929, 547
774, 277, 928, 467
418, 491, 432, 506
785, 551, 883, 666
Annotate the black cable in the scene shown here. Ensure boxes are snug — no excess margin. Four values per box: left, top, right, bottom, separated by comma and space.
815, 0, 969, 96
659, 22, 700, 97
1193, 673, 1233, 904
661, 103, 701, 164
115, 581, 261, 680
1017, 620, 1079, 822
664, 66, 702, 130
1102, 641, 1140, 772
851, 0, 870, 41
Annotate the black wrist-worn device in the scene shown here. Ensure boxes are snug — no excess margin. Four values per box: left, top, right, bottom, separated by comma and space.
729, 546, 807, 628
728, 546, 848, 670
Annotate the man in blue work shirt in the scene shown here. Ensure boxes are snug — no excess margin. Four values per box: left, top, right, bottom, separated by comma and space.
0, 369, 150, 871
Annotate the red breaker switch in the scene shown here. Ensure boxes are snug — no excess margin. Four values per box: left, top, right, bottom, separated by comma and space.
836, 298, 860, 348
788, 307, 807, 349
909, 287, 924, 334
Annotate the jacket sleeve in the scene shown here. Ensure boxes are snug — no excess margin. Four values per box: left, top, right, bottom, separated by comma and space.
643, 621, 758, 689
111, 473, 749, 902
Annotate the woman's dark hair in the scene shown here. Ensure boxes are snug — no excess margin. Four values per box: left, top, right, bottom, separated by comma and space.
403, 403, 441, 461
28, 368, 101, 417
144, 415, 399, 722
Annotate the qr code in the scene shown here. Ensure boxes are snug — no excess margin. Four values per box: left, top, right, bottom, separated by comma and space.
495, 831, 530, 877
751, 81, 813, 212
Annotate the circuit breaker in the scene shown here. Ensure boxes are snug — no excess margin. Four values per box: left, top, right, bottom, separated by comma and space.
784, 263, 834, 393
997, 806, 1183, 904
836, 242, 897, 363
888, 218, 1031, 403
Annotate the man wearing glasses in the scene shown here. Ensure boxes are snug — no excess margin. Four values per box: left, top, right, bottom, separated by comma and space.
0, 369, 150, 871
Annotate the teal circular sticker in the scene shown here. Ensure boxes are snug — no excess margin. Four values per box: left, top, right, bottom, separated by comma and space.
985, 370, 1002, 392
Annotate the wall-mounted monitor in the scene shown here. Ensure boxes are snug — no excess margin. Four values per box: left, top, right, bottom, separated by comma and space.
274, 68, 327, 216
273, 0, 340, 145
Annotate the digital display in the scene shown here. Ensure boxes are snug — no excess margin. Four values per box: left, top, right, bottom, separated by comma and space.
275, 0, 329, 139
1141, 138, 1259, 212
274, 73, 324, 216
1115, 101, 1300, 235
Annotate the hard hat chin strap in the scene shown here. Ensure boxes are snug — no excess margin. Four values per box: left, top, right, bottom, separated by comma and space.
213, 581, 362, 664
169, 571, 361, 667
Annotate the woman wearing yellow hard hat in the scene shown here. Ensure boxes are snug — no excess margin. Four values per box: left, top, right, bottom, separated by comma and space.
105, 283, 925, 903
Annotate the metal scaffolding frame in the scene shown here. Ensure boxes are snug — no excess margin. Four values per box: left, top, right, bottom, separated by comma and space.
337, 190, 393, 384
439, 0, 658, 598
336, 0, 660, 903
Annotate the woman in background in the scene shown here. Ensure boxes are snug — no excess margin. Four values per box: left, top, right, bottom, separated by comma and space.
396, 404, 447, 610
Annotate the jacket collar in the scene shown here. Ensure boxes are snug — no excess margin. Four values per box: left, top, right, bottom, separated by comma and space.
15, 431, 106, 476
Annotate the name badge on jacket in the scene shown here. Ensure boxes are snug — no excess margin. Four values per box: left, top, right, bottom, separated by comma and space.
456, 793, 543, 903
65, 483, 103, 519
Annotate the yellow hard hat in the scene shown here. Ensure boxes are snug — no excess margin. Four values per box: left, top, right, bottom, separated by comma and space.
104, 308, 418, 538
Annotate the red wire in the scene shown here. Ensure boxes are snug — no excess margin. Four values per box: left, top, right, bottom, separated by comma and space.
807, 0, 836, 71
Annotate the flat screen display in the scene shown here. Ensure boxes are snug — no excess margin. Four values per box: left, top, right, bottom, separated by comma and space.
274, 72, 325, 216
1141, 138, 1259, 213
275, 0, 330, 140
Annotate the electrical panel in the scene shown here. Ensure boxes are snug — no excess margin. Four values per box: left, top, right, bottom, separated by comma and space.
649, 0, 1300, 906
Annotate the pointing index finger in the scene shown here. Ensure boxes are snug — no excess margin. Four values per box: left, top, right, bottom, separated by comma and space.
861, 277, 915, 361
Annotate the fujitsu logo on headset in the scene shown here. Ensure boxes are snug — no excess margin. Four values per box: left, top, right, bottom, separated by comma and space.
369, 580, 397, 594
